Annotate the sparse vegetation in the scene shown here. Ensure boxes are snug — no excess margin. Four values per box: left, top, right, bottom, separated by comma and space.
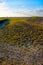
0, 17, 43, 65
32, 16, 38, 19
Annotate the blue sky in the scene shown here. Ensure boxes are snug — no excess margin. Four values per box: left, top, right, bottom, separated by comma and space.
6, 0, 43, 9
0, 0, 43, 17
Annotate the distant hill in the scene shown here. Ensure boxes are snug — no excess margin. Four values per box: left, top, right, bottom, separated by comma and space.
25, 17, 43, 23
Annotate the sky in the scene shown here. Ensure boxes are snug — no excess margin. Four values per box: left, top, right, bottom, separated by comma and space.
0, 0, 43, 17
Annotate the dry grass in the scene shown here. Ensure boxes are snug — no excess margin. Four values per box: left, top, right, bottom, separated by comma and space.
0, 17, 43, 65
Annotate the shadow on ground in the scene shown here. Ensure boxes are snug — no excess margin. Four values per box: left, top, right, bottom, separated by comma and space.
0, 19, 9, 29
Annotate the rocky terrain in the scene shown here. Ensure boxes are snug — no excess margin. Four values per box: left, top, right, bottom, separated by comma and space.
0, 17, 43, 65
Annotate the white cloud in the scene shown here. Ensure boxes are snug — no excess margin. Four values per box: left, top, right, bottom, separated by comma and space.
0, 1, 43, 17
0, 1, 14, 17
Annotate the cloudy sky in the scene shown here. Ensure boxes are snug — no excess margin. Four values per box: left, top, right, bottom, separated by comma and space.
0, 0, 43, 17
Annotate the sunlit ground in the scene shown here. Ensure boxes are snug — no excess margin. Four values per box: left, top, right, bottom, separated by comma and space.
0, 17, 43, 65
